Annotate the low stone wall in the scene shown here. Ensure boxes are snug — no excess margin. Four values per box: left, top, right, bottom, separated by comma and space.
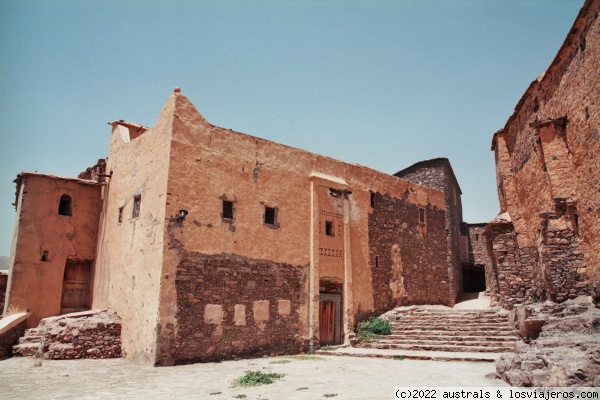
41, 310, 121, 360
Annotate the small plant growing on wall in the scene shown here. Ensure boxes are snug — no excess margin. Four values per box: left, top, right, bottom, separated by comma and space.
355, 316, 392, 342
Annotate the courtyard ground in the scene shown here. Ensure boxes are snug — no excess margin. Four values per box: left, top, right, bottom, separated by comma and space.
0, 353, 507, 399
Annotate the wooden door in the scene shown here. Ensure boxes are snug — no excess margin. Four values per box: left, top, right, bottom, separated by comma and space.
61, 260, 90, 314
319, 301, 336, 344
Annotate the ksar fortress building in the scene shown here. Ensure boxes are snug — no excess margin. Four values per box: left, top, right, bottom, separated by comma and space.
1, 0, 598, 369
3, 88, 480, 365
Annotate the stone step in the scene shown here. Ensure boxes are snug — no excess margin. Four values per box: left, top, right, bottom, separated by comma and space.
315, 347, 501, 362
392, 309, 507, 317
375, 338, 515, 348
386, 334, 519, 342
392, 330, 515, 337
392, 324, 514, 332
24, 328, 46, 336
362, 342, 514, 353
18, 335, 44, 344
13, 343, 42, 357
390, 318, 508, 325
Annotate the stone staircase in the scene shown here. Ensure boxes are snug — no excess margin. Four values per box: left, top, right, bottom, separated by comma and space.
13, 327, 45, 357
317, 306, 521, 362
363, 308, 518, 354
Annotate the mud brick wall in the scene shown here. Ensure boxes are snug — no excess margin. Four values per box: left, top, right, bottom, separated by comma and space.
541, 221, 589, 302
369, 191, 448, 313
174, 254, 306, 364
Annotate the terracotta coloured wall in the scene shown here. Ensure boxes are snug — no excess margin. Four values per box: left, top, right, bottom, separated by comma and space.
489, 0, 600, 305
152, 91, 446, 364
93, 111, 172, 363
4, 175, 101, 327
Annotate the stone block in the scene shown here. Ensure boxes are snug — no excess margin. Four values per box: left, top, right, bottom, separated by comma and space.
233, 304, 246, 326
204, 304, 223, 325
253, 300, 269, 322
278, 300, 291, 316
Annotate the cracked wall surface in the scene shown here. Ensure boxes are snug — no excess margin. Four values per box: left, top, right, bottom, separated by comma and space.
4, 174, 101, 327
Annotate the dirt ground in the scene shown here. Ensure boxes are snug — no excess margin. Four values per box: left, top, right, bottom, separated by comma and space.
0, 354, 507, 399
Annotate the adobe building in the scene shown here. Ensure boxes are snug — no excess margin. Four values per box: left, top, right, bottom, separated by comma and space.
485, 0, 599, 308
2, 87, 480, 365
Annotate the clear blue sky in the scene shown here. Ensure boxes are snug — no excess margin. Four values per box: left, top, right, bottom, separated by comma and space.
0, 0, 584, 256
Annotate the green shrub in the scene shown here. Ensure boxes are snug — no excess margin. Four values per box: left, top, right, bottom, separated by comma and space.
355, 316, 392, 342
233, 371, 285, 387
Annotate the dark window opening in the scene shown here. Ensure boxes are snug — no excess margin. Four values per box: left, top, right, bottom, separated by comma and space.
264, 206, 277, 225
375, 256, 379, 268
58, 194, 72, 216
418, 208, 426, 224
325, 220, 334, 237
222, 200, 234, 220
132, 195, 141, 218
475, 234, 480, 241
574, 213, 579, 233
370, 192, 375, 208
118, 206, 124, 223
41, 251, 49, 262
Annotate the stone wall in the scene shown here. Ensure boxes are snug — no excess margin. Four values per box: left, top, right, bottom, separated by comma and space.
394, 158, 463, 306
539, 218, 589, 302
487, 223, 535, 309
489, 0, 600, 304
170, 253, 307, 364
42, 311, 122, 360
369, 191, 448, 312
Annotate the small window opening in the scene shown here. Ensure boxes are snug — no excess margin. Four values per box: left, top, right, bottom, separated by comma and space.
132, 195, 141, 218
264, 206, 277, 225
370, 192, 375, 208
41, 251, 49, 262
118, 206, 124, 223
475, 234, 480, 241
58, 194, 72, 216
222, 200, 234, 220
574, 213, 579, 232
418, 208, 426, 224
325, 220, 334, 237
375, 256, 379, 268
